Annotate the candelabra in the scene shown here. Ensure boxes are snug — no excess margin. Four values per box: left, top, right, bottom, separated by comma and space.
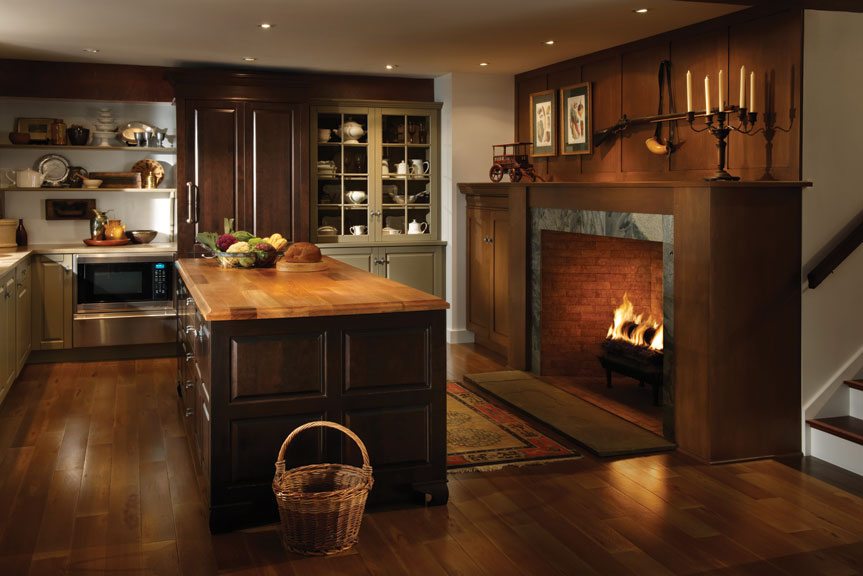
687, 106, 758, 181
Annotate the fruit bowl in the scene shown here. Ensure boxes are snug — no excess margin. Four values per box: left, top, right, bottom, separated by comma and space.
207, 247, 285, 268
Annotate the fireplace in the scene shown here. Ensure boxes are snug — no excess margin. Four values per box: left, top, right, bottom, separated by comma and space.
530, 209, 675, 436
461, 180, 805, 463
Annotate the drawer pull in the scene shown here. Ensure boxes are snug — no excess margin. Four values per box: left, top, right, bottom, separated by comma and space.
185, 408, 194, 417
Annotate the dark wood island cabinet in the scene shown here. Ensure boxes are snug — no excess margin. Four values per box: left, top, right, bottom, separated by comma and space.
175, 257, 449, 532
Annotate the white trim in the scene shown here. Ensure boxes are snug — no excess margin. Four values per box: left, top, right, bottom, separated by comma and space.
447, 329, 475, 344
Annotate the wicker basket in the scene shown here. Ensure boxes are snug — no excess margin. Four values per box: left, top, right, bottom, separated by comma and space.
272, 421, 373, 556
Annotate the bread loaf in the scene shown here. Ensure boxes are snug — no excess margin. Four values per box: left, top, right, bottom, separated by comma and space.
283, 242, 322, 263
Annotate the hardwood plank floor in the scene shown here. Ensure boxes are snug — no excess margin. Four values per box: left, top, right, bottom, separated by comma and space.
0, 347, 861, 575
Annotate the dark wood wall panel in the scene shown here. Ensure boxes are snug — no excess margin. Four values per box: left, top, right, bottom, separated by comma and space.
580, 56, 622, 179
344, 327, 430, 392
514, 6, 802, 183
728, 10, 802, 181
345, 405, 430, 467
229, 333, 325, 401
620, 42, 670, 176
670, 30, 729, 175
229, 415, 325, 483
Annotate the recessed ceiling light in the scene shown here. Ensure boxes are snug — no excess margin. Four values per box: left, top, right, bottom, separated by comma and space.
259, 23, 273, 29
385, 64, 398, 70
479, 62, 489, 67
633, 8, 649, 13
243, 57, 257, 62
544, 40, 555, 45
83, 48, 99, 53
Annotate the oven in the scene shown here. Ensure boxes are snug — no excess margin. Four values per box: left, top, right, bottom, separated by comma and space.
73, 253, 177, 348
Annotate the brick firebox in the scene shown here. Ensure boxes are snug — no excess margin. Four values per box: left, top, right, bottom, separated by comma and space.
540, 230, 663, 377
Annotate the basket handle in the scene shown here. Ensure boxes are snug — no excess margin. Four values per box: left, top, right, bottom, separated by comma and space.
275, 420, 371, 470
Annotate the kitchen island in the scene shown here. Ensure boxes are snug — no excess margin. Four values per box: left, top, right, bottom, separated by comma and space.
175, 256, 449, 532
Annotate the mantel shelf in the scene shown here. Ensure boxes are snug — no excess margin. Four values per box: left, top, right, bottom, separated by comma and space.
0, 144, 176, 155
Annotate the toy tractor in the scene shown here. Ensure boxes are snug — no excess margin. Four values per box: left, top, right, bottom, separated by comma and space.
489, 142, 543, 183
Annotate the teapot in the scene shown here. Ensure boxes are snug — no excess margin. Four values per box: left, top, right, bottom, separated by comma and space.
339, 121, 366, 144
3, 168, 44, 189
407, 219, 428, 234
395, 160, 408, 176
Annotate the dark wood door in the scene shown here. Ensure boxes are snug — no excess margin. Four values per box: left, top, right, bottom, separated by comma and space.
243, 102, 308, 241
490, 209, 510, 348
467, 207, 490, 338
179, 100, 242, 254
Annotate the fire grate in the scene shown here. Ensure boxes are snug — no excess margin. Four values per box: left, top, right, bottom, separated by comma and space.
597, 340, 663, 406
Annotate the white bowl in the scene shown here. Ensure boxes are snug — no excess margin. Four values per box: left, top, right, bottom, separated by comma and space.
345, 190, 367, 204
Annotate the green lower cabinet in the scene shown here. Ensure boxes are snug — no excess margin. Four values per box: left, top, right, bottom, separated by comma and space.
320, 244, 444, 297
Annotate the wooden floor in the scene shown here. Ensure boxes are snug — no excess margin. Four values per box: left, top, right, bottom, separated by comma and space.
1, 345, 863, 575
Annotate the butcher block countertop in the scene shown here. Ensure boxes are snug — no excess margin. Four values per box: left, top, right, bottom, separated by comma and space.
176, 256, 449, 321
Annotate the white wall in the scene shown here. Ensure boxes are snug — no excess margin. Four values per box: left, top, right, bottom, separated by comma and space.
435, 73, 514, 343
801, 11, 863, 422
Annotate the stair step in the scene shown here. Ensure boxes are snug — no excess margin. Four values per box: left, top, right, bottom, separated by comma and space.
846, 379, 863, 392
808, 416, 863, 446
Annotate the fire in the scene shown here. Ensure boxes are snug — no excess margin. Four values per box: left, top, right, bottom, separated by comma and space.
606, 293, 664, 352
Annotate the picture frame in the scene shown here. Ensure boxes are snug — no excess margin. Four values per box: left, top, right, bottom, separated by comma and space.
45, 199, 96, 220
15, 117, 55, 143
559, 82, 593, 155
529, 90, 556, 157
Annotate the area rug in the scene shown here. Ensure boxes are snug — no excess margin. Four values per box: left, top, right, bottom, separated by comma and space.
446, 381, 581, 472
464, 371, 676, 458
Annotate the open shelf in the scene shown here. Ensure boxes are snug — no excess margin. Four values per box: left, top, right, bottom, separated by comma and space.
0, 143, 176, 154
2, 187, 176, 193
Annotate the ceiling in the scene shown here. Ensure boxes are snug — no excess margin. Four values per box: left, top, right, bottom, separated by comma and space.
0, 0, 745, 77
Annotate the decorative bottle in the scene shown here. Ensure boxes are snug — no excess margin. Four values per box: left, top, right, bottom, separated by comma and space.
15, 219, 27, 246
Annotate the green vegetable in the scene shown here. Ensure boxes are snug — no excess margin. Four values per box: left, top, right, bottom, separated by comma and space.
247, 237, 263, 248
223, 217, 235, 234
234, 230, 253, 242
195, 232, 219, 252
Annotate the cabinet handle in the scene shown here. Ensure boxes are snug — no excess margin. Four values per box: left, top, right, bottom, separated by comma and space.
185, 182, 200, 224
374, 257, 385, 266
185, 325, 197, 336
186, 297, 193, 306
186, 352, 194, 362
185, 380, 194, 389
185, 408, 194, 417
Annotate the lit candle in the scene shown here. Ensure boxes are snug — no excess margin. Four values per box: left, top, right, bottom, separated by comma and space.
718, 69, 724, 111
750, 71, 756, 113
739, 65, 746, 108
686, 70, 693, 112
705, 75, 711, 114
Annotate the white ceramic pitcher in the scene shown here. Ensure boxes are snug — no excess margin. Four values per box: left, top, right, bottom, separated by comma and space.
407, 219, 428, 234
2, 168, 44, 188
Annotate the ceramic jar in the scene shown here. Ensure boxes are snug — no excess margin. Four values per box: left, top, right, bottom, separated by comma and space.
104, 219, 125, 240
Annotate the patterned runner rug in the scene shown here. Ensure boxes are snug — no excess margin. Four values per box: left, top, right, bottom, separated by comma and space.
447, 382, 581, 472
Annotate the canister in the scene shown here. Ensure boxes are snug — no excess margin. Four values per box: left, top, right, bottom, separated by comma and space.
0, 219, 17, 247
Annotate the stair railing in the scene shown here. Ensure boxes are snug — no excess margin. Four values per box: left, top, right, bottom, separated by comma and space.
807, 216, 863, 289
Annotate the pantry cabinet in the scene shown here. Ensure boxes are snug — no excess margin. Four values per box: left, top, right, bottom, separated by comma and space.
172, 72, 309, 254
31, 254, 73, 350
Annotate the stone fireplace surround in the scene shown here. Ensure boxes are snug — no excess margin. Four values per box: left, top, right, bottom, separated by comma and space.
459, 180, 808, 463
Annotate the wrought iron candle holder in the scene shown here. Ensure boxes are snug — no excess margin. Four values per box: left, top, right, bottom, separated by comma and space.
687, 106, 758, 181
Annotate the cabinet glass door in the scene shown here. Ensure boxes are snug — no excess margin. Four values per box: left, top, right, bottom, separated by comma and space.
380, 113, 432, 239
314, 110, 370, 242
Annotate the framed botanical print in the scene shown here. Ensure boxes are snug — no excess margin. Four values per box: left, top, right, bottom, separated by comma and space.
529, 90, 556, 157
559, 82, 592, 155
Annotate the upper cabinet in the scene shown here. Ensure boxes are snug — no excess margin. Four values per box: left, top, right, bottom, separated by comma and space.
311, 103, 440, 244
171, 71, 309, 255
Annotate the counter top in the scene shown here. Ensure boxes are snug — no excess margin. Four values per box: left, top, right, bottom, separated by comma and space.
0, 242, 177, 274
176, 257, 450, 321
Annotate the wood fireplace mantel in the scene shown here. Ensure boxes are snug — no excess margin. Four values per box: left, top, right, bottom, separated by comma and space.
459, 180, 811, 463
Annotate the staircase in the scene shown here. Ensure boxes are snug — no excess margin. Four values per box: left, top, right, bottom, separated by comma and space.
808, 380, 863, 476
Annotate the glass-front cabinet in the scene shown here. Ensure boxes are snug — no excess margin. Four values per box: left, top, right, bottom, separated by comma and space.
311, 103, 439, 243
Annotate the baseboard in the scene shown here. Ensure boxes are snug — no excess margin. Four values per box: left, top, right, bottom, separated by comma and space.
447, 329, 475, 344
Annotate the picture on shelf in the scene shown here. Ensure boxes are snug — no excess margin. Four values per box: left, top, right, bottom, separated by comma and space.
15, 117, 54, 143
529, 90, 556, 157
560, 82, 592, 155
